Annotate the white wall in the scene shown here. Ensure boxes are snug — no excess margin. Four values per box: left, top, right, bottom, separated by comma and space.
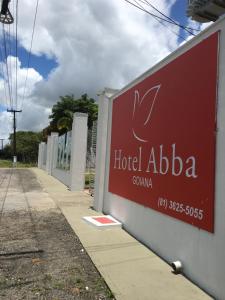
51, 168, 70, 187
96, 16, 225, 299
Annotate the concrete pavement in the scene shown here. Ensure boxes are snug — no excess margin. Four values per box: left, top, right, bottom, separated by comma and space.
33, 167, 212, 300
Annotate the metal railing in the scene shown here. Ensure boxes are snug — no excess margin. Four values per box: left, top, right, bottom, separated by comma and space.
86, 121, 97, 196
56, 131, 72, 171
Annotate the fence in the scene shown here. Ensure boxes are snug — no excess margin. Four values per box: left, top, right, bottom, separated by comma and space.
56, 131, 72, 171
86, 121, 97, 195
38, 113, 88, 191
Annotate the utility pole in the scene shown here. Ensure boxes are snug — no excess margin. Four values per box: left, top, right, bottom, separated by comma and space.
7, 109, 22, 165
0, 139, 4, 150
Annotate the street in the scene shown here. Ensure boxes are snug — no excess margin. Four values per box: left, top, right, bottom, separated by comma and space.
0, 168, 112, 300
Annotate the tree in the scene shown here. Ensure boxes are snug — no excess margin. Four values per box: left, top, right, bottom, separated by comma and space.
1, 144, 12, 160
5, 131, 42, 163
56, 110, 73, 131
45, 94, 98, 137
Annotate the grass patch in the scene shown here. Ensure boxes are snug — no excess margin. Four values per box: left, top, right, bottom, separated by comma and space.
85, 172, 95, 188
0, 160, 37, 168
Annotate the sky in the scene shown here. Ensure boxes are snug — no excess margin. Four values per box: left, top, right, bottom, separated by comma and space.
0, 0, 210, 145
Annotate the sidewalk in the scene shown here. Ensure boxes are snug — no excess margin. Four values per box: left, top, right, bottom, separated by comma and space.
33, 168, 212, 300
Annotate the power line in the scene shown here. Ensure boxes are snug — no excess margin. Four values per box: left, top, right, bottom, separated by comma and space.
125, 0, 188, 41
0, 0, 18, 111
0, 0, 14, 109
7, 23, 14, 107
11, 0, 16, 109
124, 0, 175, 24
151, 14, 188, 42
15, 0, 18, 109
139, 0, 200, 34
2, 24, 13, 108
0, 27, 8, 107
0, 45, 9, 108
131, 0, 197, 35
21, 0, 39, 110
123, 0, 198, 39
133, 0, 188, 41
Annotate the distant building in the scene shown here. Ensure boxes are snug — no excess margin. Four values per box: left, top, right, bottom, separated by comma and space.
187, 0, 225, 22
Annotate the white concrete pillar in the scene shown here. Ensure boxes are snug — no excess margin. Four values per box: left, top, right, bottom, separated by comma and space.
46, 136, 51, 173
69, 113, 88, 191
42, 143, 47, 168
38, 142, 46, 169
46, 132, 58, 175
38, 143, 42, 168
93, 88, 118, 212
52, 133, 59, 171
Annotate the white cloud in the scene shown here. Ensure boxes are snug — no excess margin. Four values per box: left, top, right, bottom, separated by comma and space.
0, 111, 13, 140
1, 0, 210, 139
15, 0, 180, 106
0, 56, 45, 139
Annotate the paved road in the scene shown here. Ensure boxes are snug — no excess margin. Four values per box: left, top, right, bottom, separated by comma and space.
0, 168, 56, 213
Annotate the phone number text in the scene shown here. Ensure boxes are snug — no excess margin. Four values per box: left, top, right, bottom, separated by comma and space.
158, 197, 203, 220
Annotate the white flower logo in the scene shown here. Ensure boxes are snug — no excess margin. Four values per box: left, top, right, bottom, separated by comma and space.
132, 84, 161, 143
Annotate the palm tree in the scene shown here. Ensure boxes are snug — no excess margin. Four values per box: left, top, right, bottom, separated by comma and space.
57, 110, 73, 132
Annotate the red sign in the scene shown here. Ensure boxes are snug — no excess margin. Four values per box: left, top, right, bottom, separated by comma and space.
109, 32, 219, 232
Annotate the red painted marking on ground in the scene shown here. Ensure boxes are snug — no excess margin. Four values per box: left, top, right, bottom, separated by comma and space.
93, 217, 116, 224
